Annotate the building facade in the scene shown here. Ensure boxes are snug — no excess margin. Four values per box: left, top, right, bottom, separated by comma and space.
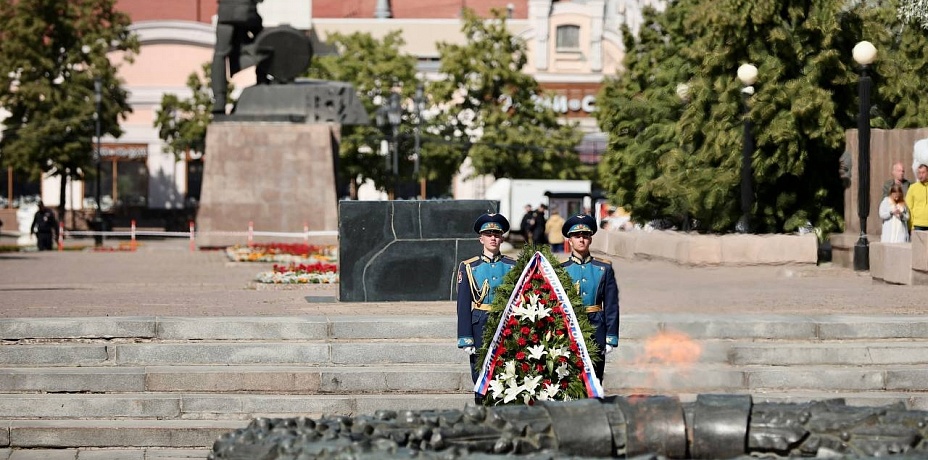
8, 0, 662, 224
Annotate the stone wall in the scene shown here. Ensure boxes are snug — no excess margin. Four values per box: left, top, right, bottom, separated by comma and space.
590, 230, 818, 266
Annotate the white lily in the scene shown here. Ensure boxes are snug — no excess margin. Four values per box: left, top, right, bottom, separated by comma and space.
522, 374, 543, 395
503, 379, 524, 403
556, 362, 570, 380
526, 344, 547, 360
550, 346, 569, 358
501, 361, 517, 382
512, 296, 538, 321
537, 383, 560, 401
488, 379, 506, 400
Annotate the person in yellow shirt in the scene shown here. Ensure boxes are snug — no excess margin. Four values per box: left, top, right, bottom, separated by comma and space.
545, 207, 566, 252
905, 164, 928, 231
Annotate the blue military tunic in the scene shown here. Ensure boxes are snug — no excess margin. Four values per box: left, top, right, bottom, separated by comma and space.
456, 254, 516, 382
561, 254, 620, 381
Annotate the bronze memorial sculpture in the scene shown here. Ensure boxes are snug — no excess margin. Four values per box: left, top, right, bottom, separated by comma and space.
209, 394, 928, 459
211, 0, 265, 114
208, 0, 366, 123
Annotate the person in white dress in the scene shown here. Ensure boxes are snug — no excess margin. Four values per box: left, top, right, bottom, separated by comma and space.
880, 183, 910, 243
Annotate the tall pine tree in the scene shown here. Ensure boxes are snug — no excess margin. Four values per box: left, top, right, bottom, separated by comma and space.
0, 0, 138, 218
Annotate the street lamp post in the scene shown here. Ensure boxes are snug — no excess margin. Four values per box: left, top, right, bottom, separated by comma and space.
413, 83, 424, 198
375, 92, 402, 199
676, 82, 691, 232
737, 64, 758, 234
93, 77, 104, 247
853, 40, 877, 271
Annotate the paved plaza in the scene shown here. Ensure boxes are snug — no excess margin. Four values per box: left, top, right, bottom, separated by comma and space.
0, 237, 925, 317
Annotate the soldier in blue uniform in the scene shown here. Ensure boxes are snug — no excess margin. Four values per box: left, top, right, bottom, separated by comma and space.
457, 213, 516, 396
560, 214, 620, 383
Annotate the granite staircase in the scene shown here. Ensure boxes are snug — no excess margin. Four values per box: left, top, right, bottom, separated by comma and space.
1, 312, 928, 457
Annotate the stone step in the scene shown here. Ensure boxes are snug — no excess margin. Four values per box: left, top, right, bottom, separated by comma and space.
0, 341, 467, 367
5, 388, 928, 423
0, 419, 246, 448
613, 364, 928, 393
0, 393, 470, 420
0, 365, 473, 393
2, 363, 928, 395
5, 339, 928, 368
0, 448, 211, 460
5, 315, 928, 342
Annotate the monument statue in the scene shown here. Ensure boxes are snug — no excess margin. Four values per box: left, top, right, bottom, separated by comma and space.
209, 394, 928, 459
208, 0, 368, 124
211, 0, 265, 114
196, 0, 368, 247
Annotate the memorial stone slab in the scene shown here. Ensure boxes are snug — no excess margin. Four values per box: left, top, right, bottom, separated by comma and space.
338, 200, 499, 301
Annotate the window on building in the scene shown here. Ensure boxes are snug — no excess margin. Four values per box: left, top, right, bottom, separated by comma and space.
556, 25, 581, 51
84, 156, 149, 212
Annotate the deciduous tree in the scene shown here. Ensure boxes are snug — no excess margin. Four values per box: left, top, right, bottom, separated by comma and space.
434, 9, 582, 180
0, 0, 138, 218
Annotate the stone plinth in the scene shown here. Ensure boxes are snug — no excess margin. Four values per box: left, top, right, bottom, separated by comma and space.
870, 242, 912, 285
338, 200, 498, 302
591, 230, 817, 266
196, 122, 339, 247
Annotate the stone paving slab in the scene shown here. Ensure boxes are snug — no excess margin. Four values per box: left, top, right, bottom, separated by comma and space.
3, 239, 928, 318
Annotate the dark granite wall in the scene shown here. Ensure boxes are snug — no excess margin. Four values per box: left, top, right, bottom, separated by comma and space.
338, 200, 499, 302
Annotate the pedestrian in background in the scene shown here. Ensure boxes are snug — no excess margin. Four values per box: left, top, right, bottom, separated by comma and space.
906, 164, 928, 232
880, 183, 909, 243
545, 207, 565, 252
531, 204, 548, 246
882, 161, 911, 198
31, 201, 58, 251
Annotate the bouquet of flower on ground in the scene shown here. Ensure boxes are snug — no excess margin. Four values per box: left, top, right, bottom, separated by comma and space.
255, 262, 339, 284
226, 243, 338, 264
475, 246, 602, 405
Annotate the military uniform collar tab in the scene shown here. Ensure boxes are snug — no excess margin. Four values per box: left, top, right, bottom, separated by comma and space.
570, 254, 593, 264
481, 253, 503, 263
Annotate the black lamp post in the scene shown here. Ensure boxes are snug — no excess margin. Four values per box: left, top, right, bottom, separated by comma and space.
413, 83, 424, 198
375, 92, 402, 199
676, 82, 691, 232
93, 77, 104, 247
852, 40, 877, 271
737, 63, 758, 234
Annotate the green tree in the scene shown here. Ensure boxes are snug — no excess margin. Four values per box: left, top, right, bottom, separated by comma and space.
433, 8, 583, 180
306, 31, 423, 197
596, 5, 696, 227
897, 0, 928, 29
599, 0, 862, 233
0, 0, 138, 218
840, 0, 928, 130
153, 62, 231, 159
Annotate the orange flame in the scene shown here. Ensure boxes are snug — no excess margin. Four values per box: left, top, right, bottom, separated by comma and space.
625, 330, 703, 396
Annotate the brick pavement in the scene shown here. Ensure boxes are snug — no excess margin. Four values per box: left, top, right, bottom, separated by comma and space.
0, 238, 925, 317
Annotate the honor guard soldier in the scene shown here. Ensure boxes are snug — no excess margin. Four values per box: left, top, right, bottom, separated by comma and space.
560, 214, 620, 383
457, 214, 516, 390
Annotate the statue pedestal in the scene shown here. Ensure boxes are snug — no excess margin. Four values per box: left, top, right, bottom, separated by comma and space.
196, 122, 339, 247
